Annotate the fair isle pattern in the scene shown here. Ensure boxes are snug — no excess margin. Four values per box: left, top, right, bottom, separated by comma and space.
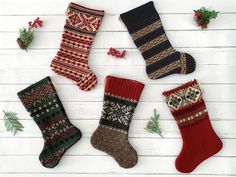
177, 109, 207, 124
101, 100, 135, 127
42, 118, 76, 143
100, 93, 138, 133
51, 3, 104, 91
30, 99, 58, 118
18, 77, 81, 168
164, 83, 202, 111
19, 80, 56, 109
162, 80, 211, 129
67, 9, 102, 34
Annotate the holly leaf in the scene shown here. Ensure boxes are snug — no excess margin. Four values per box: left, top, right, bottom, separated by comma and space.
3, 111, 24, 136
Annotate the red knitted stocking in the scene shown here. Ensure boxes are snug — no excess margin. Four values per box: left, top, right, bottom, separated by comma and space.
163, 80, 223, 173
51, 2, 104, 91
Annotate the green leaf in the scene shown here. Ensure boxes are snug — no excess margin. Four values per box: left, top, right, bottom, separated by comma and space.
199, 7, 219, 23
145, 109, 163, 138
3, 110, 24, 136
19, 28, 34, 48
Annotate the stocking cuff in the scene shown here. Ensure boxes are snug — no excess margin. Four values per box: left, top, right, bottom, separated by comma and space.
68, 2, 104, 16
17, 77, 63, 117
120, 1, 158, 32
105, 75, 145, 102
65, 2, 104, 35
162, 80, 208, 127
162, 79, 204, 112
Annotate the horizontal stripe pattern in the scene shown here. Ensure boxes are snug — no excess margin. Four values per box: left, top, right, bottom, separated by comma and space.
177, 109, 207, 124
148, 60, 180, 79
146, 47, 176, 66
139, 34, 168, 53
127, 14, 195, 79
131, 20, 162, 40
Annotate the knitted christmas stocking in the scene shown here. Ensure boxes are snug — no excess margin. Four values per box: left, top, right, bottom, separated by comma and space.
17, 77, 82, 168
163, 80, 223, 173
120, 1, 196, 79
91, 76, 144, 168
51, 2, 104, 91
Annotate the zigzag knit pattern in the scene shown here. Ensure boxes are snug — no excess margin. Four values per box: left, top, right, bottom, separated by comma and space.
51, 2, 104, 91
120, 1, 196, 79
17, 77, 82, 168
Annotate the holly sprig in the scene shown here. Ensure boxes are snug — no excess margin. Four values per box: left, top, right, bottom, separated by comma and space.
194, 7, 219, 29
145, 109, 163, 138
17, 17, 43, 51
3, 111, 24, 136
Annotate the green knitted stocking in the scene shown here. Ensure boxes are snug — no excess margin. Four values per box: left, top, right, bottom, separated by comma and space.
17, 76, 82, 168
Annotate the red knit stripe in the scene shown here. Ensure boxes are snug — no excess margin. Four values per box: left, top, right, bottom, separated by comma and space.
62, 34, 93, 45
104, 76, 145, 101
64, 30, 93, 41
59, 48, 88, 58
57, 50, 88, 60
69, 2, 105, 15
62, 38, 91, 50
57, 51, 88, 60
45, 126, 77, 144
51, 60, 89, 75
51, 66, 83, 81
62, 38, 92, 48
53, 56, 88, 70
56, 53, 88, 65
55, 55, 88, 68
56, 51, 88, 65
60, 43, 89, 54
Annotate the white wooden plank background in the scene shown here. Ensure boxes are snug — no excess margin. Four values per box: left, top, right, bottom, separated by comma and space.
0, 0, 236, 176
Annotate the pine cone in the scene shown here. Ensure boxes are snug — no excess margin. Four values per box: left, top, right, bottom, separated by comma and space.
16, 38, 26, 50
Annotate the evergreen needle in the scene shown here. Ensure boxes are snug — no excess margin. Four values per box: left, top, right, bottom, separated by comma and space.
3, 110, 24, 136
145, 109, 163, 138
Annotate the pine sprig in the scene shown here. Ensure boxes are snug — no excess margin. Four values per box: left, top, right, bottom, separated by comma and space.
145, 109, 163, 138
3, 111, 24, 136
18, 28, 34, 50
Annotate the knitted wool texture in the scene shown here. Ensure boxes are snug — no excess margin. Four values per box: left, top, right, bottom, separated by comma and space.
163, 80, 223, 173
17, 77, 82, 168
120, 1, 196, 79
51, 2, 104, 91
91, 76, 144, 168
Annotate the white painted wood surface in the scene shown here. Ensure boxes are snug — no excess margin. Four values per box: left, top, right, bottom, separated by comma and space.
0, 0, 236, 176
